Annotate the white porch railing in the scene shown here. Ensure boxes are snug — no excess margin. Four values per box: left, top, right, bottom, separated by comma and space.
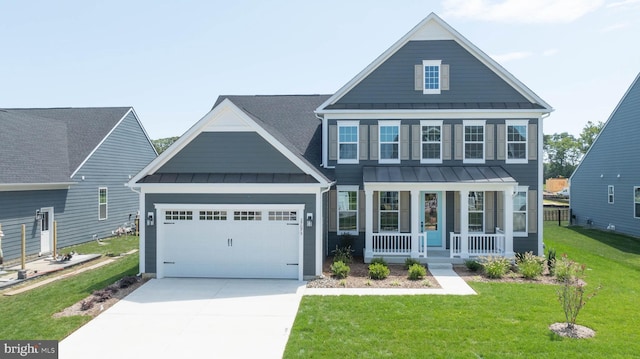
449, 232, 506, 258
371, 233, 428, 257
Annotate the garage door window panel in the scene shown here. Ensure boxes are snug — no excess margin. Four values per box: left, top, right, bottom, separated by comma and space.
166, 211, 193, 220
234, 211, 262, 221
268, 211, 297, 221
200, 210, 227, 220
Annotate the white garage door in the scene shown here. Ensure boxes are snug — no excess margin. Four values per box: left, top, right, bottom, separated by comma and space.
157, 205, 302, 279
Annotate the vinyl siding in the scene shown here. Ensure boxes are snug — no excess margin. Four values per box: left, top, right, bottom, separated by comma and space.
157, 132, 303, 174
571, 75, 640, 237
143, 193, 317, 277
336, 40, 531, 105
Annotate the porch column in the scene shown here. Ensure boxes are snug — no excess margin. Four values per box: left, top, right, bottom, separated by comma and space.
503, 188, 514, 257
460, 189, 469, 258
410, 189, 420, 258
365, 189, 374, 260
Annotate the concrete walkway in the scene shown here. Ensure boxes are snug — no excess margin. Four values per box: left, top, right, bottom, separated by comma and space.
304, 263, 476, 296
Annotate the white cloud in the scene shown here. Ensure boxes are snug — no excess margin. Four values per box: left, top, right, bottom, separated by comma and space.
442, 0, 604, 23
601, 22, 629, 32
490, 51, 533, 63
606, 0, 640, 8
543, 49, 559, 56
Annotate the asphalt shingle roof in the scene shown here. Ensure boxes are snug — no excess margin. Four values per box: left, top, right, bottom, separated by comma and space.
0, 107, 130, 184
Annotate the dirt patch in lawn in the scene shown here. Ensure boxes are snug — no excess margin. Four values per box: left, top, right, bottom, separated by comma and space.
306, 256, 440, 289
549, 322, 596, 339
53, 277, 148, 318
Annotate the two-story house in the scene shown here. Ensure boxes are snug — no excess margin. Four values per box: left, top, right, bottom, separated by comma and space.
128, 13, 552, 280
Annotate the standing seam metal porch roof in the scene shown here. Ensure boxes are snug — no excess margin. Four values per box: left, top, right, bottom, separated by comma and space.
363, 166, 516, 183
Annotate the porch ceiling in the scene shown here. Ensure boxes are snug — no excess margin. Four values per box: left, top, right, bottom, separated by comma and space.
363, 166, 516, 184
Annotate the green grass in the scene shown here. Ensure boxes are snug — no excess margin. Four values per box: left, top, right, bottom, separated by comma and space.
0, 236, 139, 340
285, 224, 640, 358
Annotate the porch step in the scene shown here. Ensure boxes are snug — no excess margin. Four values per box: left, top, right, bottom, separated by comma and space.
427, 263, 453, 270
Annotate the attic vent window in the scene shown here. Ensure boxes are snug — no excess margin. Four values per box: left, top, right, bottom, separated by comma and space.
415, 60, 449, 94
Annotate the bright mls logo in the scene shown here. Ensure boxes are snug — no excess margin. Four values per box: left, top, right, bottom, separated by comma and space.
1, 341, 57, 358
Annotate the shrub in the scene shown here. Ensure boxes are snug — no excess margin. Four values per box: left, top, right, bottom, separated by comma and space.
546, 248, 557, 274
407, 263, 427, 280
330, 260, 350, 279
331, 245, 353, 264
80, 299, 95, 311
554, 254, 580, 282
482, 256, 511, 279
119, 275, 139, 288
516, 251, 545, 279
92, 289, 113, 303
464, 259, 482, 272
370, 257, 388, 266
404, 258, 420, 269
368, 263, 390, 280
556, 257, 601, 329
338, 233, 356, 248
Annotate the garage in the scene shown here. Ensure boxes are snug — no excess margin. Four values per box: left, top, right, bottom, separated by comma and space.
156, 204, 303, 279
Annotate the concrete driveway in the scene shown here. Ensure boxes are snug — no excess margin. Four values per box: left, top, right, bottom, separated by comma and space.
60, 278, 306, 359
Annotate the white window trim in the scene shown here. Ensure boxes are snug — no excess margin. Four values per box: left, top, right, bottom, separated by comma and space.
463, 120, 485, 164
379, 120, 401, 164
468, 191, 484, 233
98, 187, 108, 221
337, 120, 359, 164
337, 185, 359, 235
422, 60, 441, 95
608, 185, 615, 204
379, 191, 400, 233
513, 186, 529, 237
506, 119, 529, 164
635, 186, 640, 219
420, 120, 443, 164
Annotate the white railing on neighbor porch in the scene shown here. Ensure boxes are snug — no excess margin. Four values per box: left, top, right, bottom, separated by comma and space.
371, 233, 428, 257
449, 232, 506, 258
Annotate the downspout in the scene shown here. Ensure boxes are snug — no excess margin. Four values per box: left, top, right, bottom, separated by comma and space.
538, 112, 550, 256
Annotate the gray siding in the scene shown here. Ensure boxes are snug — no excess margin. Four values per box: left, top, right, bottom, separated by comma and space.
571, 75, 640, 236
336, 40, 530, 105
157, 132, 303, 174
143, 193, 317, 276
0, 111, 156, 261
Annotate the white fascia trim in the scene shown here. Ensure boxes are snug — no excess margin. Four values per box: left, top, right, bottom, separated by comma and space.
316, 13, 553, 112
139, 183, 324, 194
72, 108, 134, 178
128, 99, 331, 187
321, 109, 548, 120
0, 182, 76, 192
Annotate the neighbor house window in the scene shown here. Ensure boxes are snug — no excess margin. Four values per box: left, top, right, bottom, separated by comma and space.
635, 187, 640, 218
421, 120, 442, 163
422, 60, 441, 94
379, 191, 399, 232
379, 121, 400, 163
464, 120, 485, 163
513, 187, 528, 235
338, 121, 358, 163
506, 120, 528, 163
338, 187, 358, 234
608, 185, 615, 204
468, 191, 484, 232
98, 187, 108, 220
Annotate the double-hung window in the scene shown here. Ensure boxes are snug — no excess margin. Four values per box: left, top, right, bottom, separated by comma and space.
608, 185, 615, 204
379, 191, 399, 232
337, 187, 358, 234
379, 121, 400, 163
337, 121, 359, 163
513, 187, 528, 236
422, 60, 441, 94
506, 120, 528, 163
635, 187, 640, 218
464, 120, 485, 163
421, 120, 442, 163
98, 187, 108, 220
468, 191, 484, 232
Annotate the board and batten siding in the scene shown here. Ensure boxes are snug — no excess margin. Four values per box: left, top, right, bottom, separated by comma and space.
335, 40, 531, 106
571, 74, 640, 237
157, 132, 304, 174
143, 193, 317, 277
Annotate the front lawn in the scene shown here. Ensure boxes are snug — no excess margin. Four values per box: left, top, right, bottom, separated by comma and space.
285, 224, 640, 358
0, 235, 139, 340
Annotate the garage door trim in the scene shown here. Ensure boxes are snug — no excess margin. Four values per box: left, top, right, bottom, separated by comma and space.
154, 203, 305, 280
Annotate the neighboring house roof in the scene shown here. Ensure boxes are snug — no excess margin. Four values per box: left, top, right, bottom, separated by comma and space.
571, 72, 640, 181
0, 107, 135, 186
317, 12, 552, 113
130, 96, 334, 186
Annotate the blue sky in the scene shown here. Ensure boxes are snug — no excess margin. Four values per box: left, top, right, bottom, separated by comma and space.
1, 0, 638, 139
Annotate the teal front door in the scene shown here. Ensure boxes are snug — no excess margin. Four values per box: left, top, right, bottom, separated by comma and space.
421, 192, 442, 247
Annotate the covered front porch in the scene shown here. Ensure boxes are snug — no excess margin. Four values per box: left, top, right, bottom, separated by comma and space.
362, 166, 517, 263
